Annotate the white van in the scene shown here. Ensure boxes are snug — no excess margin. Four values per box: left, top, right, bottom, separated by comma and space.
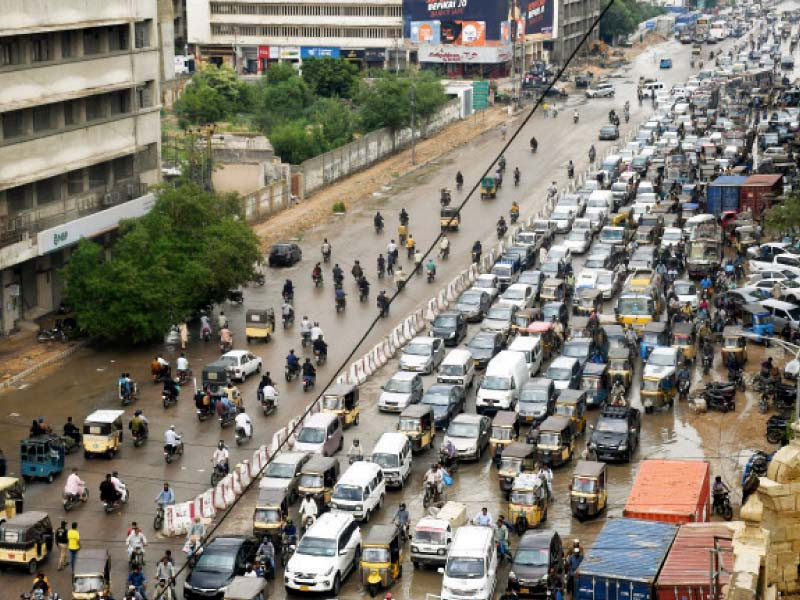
438, 348, 475, 389
411, 501, 468, 567
294, 413, 343, 457
330, 461, 385, 521
369, 432, 412, 489
439, 525, 497, 600
508, 336, 544, 377
476, 351, 529, 414
643, 81, 665, 97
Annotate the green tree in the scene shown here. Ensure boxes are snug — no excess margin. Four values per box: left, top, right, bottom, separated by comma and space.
253, 75, 314, 133
309, 98, 354, 148
196, 63, 252, 111
264, 62, 297, 84
412, 72, 449, 122
63, 183, 259, 343
765, 191, 800, 235
599, 0, 636, 40
356, 76, 411, 131
269, 120, 327, 164
301, 58, 359, 98
174, 64, 252, 127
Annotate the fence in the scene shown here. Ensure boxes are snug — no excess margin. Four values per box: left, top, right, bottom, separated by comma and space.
240, 178, 293, 223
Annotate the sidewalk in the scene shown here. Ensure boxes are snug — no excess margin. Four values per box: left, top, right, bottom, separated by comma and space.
0, 328, 86, 391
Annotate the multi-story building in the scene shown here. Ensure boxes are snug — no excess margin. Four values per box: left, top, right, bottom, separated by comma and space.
0, 1, 166, 335
552, 0, 601, 66
186, 0, 404, 73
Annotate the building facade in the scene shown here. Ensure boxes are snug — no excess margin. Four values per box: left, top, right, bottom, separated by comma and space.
186, 0, 404, 72
0, 0, 165, 334
552, 0, 601, 66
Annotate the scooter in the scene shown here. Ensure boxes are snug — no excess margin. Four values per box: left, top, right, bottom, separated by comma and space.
712, 491, 734, 520
314, 349, 327, 366
235, 425, 252, 446
63, 487, 89, 512
164, 438, 184, 464
303, 375, 315, 392
132, 426, 149, 447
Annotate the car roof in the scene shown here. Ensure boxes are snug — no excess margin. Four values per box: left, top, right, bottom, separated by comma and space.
390, 370, 419, 381
452, 413, 485, 424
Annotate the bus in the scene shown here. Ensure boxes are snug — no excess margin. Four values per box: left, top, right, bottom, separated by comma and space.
695, 16, 710, 37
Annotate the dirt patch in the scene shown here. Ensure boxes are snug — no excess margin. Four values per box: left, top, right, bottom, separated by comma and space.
252, 106, 508, 249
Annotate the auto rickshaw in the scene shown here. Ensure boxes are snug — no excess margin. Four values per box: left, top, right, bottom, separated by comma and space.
525, 321, 557, 358
580, 363, 609, 407
639, 321, 669, 360
245, 308, 275, 343
671, 321, 697, 363
202, 360, 229, 398
529, 416, 576, 468
0, 511, 53, 573
610, 210, 631, 227
321, 383, 360, 427
541, 278, 567, 303
398, 405, 435, 452
735, 225, 757, 254
741, 303, 775, 343
508, 472, 549, 534
0, 477, 24, 521
480, 176, 497, 199
555, 390, 587, 436
634, 227, 656, 245
573, 288, 603, 316
82, 410, 124, 459
252, 488, 288, 541
224, 577, 267, 600
513, 308, 537, 336
72, 549, 110, 600
20, 435, 64, 483
440, 206, 460, 231
489, 411, 520, 459
721, 326, 748, 366
569, 460, 608, 521
297, 455, 340, 510
607, 347, 633, 390
641, 372, 675, 413
568, 316, 596, 341
497, 442, 537, 498
603, 324, 631, 355
360, 524, 403, 597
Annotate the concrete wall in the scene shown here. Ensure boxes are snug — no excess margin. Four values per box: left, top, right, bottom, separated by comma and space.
213, 164, 264, 195
300, 99, 462, 196
241, 179, 292, 223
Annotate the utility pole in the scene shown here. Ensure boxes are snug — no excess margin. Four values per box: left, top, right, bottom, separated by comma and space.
410, 84, 417, 165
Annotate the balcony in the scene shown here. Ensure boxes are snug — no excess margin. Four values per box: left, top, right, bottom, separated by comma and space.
2, 0, 156, 36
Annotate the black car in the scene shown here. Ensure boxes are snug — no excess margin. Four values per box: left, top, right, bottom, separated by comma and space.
421, 384, 466, 429
507, 530, 564, 599
506, 245, 536, 271
598, 125, 620, 140
467, 331, 504, 369
456, 290, 492, 322
517, 378, 556, 427
575, 74, 592, 88
588, 406, 641, 462
431, 311, 468, 346
268, 242, 302, 267
183, 536, 259, 599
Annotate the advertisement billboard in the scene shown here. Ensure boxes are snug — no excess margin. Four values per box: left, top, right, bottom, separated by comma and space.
404, 0, 510, 41
524, 0, 558, 38
457, 21, 487, 45
410, 20, 442, 43
301, 46, 340, 58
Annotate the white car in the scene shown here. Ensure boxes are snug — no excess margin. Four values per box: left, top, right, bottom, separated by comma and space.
752, 278, 800, 303
499, 283, 535, 310
572, 217, 596, 235
220, 350, 262, 381
471, 274, 500, 301
400, 337, 445, 374
586, 83, 615, 98
596, 268, 622, 299
672, 280, 699, 308
660, 227, 683, 249
564, 230, 592, 254
575, 269, 599, 290
546, 245, 572, 265
549, 207, 575, 233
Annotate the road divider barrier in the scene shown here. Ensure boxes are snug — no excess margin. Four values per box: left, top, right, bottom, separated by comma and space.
163, 502, 194, 536
197, 489, 216, 519
238, 461, 253, 488
271, 427, 288, 454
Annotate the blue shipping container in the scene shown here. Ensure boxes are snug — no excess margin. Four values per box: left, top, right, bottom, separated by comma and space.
707, 175, 746, 216
575, 518, 677, 600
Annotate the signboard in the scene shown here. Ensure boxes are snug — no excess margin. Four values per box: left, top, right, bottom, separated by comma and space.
341, 48, 365, 61
301, 46, 340, 58
403, 0, 510, 41
524, 0, 557, 38
364, 49, 386, 62
473, 80, 490, 109
256, 46, 269, 74
457, 21, 487, 45
410, 20, 442, 43
276, 46, 300, 59
645, 19, 656, 29
418, 44, 511, 63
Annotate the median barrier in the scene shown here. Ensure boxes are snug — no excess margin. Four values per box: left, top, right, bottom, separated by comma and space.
437, 289, 448, 311
271, 427, 288, 454
239, 460, 253, 487
164, 502, 194, 536
232, 465, 244, 495
197, 489, 216, 519
377, 342, 388, 366
402, 316, 416, 340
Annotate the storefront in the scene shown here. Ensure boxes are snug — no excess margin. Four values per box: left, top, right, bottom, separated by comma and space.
417, 44, 512, 77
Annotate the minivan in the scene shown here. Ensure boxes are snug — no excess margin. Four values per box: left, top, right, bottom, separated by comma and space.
507, 530, 564, 598
438, 348, 475, 389
369, 432, 412, 488
439, 525, 497, 600
258, 451, 311, 500
517, 378, 556, 426
761, 298, 800, 333
508, 336, 544, 377
330, 461, 386, 521
294, 413, 343, 457
546, 356, 581, 393
476, 351, 530, 414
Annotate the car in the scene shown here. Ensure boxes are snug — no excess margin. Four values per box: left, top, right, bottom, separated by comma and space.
400, 336, 445, 374
596, 268, 623, 299
467, 331, 505, 370
659, 57, 673, 68
748, 242, 791, 260
599, 125, 620, 140
471, 273, 500, 301
506, 245, 536, 271
547, 245, 572, 265
421, 384, 466, 429
184, 536, 259, 599
564, 230, 592, 254
562, 338, 593, 367
518, 270, 544, 298
219, 350, 262, 382
442, 414, 491, 460
586, 83, 615, 98
753, 278, 800, 303
660, 227, 683, 249
672, 280, 699, 308
549, 207, 575, 233
584, 252, 612, 270
456, 289, 492, 322
575, 269, 598, 290
763, 146, 790, 162
268, 242, 302, 267
643, 347, 680, 379
558, 193, 586, 217
572, 217, 594, 235
430, 312, 468, 346
588, 405, 641, 462
629, 246, 656, 271
539, 259, 565, 281
378, 371, 423, 412
259, 451, 311, 498
575, 74, 593, 88
499, 283, 535, 310
507, 530, 564, 598
481, 304, 519, 340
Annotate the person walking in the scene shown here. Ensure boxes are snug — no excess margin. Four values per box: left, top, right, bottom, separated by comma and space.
179, 322, 188, 350
56, 520, 69, 571
67, 522, 81, 571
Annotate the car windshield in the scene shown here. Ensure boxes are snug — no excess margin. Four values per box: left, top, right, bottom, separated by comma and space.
414, 528, 446, 544
596, 419, 627, 433
475, 277, 496, 289
585, 257, 606, 268
404, 343, 430, 356
567, 232, 586, 241
446, 557, 485, 579
552, 210, 571, 219
598, 273, 613, 286
482, 376, 511, 391
264, 462, 295, 478
649, 352, 676, 366
790, 308, 800, 321
547, 366, 572, 380
487, 307, 512, 320
618, 297, 652, 315
499, 457, 522, 472
588, 199, 607, 208
459, 294, 481, 305
73, 576, 104, 593
440, 364, 464, 376
423, 391, 452, 406
520, 388, 548, 403
333, 483, 364, 501
254, 508, 281, 523
385, 378, 412, 393
564, 342, 590, 357
372, 452, 399, 468
272, 245, 291, 254
556, 404, 576, 416
299, 473, 323, 488
504, 289, 526, 300
469, 336, 495, 350
435, 316, 457, 327
446, 422, 478, 438
297, 536, 337, 557
572, 477, 598, 493
510, 490, 537, 504
515, 548, 549, 566
362, 547, 390, 563
195, 551, 235, 572
601, 229, 623, 241
491, 426, 515, 440
541, 262, 560, 274
297, 427, 325, 444
663, 230, 682, 240
674, 282, 696, 295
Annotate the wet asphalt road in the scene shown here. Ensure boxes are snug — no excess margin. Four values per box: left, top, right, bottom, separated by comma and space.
1, 18, 795, 599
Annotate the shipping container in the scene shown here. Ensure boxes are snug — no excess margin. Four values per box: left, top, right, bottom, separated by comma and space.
740, 174, 783, 219
656, 523, 734, 600
623, 459, 710, 523
575, 518, 678, 600
706, 175, 746, 215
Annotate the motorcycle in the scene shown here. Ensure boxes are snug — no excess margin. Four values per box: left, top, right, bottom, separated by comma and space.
37, 320, 69, 343
196, 404, 214, 422
235, 425, 252, 446
375, 220, 384, 234
335, 296, 346, 313
227, 290, 244, 304
348, 452, 364, 465
378, 264, 385, 278
377, 300, 390, 318
439, 245, 449, 260
728, 367, 745, 392
282, 533, 297, 564
103, 487, 129, 514
120, 387, 137, 407
132, 427, 149, 447
162, 388, 178, 409
200, 324, 212, 342
712, 491, 734, 520
314, 349, 327, 367
703, 383, 736, 412
301, 330, 311, 348
678, 379, 690, 402
219, 339, 232, 353
285, 363, 300, 382
765, 381, 796, 411
407, 246, 414, 260
63, 487, 89, 512
422, 481, 442, 509
767, 414, 790, 444
760, 393, 770, 414
303, 375, 315, 392
359, 287, 369, 302
211, 462, 229, 486
129, 545, 145, 570
164, 438, 184, 464
219, 408, 236, 428
573, 113, 579, 124
427, 270, 435, 284
282, 312, 294, 328
322, 248, 331, 263
283, 290, 294, 304
497, 224, 507, 239
472, 250, 481, 264
253, 273, 266, 286
313, 272, 323, 288
702, 353, 713, 374
177, 370, 192, 387
154, 504, 165, 531
261, 391, 277, 416
510, 210, 519, 224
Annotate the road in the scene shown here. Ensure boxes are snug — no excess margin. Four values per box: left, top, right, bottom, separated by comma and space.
0, 24, 790, 600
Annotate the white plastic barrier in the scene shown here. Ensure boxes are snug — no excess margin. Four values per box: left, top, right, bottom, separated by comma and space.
232, 465, 244, 495
163, 501, 194, 536
197, 489, 216, 519
213, 475, 234, 509
239, 460, 253, 487
402, 317, 415, 341
363, 352, 375, 378
270, 427, 288, 454
415, 309, 426, 332
309, 399, 321, 414
251, 448, 264, 473
352, 359, 367, 384
436, 290, 448, 311
377, 342, 388, 366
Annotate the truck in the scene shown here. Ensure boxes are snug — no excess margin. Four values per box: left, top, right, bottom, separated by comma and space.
623, 459, 710, 523
575, 518, 677, 600
707, 175, 746, 215
410, 501, 467, 567
685, 216, 722, 279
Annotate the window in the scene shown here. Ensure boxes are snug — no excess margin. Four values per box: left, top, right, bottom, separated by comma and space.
88, 163, 107, 188
2, 110, 24, 139
85, 95, 106, 121
136, 84, 152, 109
60, 31, 73, 58
35, 178, 57, 205
63, 99, 80, 126
109, 90, 130, 116
0, 39, 21, 66
113, 156, 134, 180
109, 25, 129, 51
134, 22, 150, 49
83, 29, 102, 55
32, 106, 51, 132
31, 35, 51, 62
67, 169, 85, 195
5, 186, 30, 212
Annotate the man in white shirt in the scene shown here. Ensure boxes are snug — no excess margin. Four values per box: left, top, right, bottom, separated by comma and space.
387, 240, 398, 256
423, 464, 444, 499
111, 471, 128, 502
176, 353, 189, 376
64, 468, 85, 496
310, 322, 324, 342
126, 525, 147, 557
164, 426, 181, 450
299, 494, 318, 527
212, 441, 229, 471
235, 411, 253, 438
473, 507, 493, 527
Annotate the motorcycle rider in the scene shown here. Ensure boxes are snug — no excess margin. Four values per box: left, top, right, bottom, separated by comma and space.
282, 300, 294, 324
513, 166, 521, 186
174, 353, 189, 381
547, 181, 558, 200
472, 240, 482, 263
702, 340, 714, 368
282, 279, 294, 302
377, 290, 390, 316
497, 215, 508, 236
302, 358, 316, 386
212, 441, 229, 476
439, 234, 450, 258
163, 425, 181, 458
423, 463, 444, 503
64, 416, 81, 446
311, 321, 324, 342
332, 264, 344, 286
299, 493, 318, 529
414, 248, 423, 272
609, 376, 626, 406
374, 211, 384, 231
348, 438, 363, 462
358, 275, 370, 299
510, 201, 520, 222
335, 285, 346, 309
126, 524, 147, 559
200, 312, 212, 340
425, 258, 437, 281
111, 471, 128, 503
530, 136, 538, 152
219, 325, 233, 350
100, 473, 122, 507
311, 263, 323, 285
406, 233, 416, 257
257, 536, 276, 576
456, 171, 464, 188
351, 260, 363, 281
712, 476, 730, 511
155, 482, 175, 509
441, 438, 457, 470
312, 335, 328, 362
399, 208, 409, 226
64, 468, 86, 501
377, 253, 386, 277
677, 362, 691, 400
130, 410, 148, 440
300, 316, 312, 344
321, 238, 332, 260
392, 503, 410, 538
235, 408, 253, 440
394, 264, 406, 289
286, 349, 300, 376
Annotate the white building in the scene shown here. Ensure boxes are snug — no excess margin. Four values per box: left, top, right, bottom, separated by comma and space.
186, 0, 404, 72
0, 0, 168, 334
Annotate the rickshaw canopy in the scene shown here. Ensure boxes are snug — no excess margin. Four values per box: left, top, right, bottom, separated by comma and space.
84, 410, 124, 424
582, 362, 608, 378
363, 524, 400, 547
572, 460, 606, 479
245, 309, 274, 325
73, 549, 109, 576
501, 442, 537, 459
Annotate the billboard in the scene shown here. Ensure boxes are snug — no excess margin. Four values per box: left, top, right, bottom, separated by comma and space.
403, 0, 510, 41
410, 20, 442, 43
524, 0, 558, 38
301, 46, 340, 58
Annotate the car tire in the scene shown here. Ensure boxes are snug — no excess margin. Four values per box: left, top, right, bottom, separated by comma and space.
331, 574, 341, 595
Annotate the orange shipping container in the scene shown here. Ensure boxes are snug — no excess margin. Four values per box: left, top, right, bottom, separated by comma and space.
623, 459, 710, 524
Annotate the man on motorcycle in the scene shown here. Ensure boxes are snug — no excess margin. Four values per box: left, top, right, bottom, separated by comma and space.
351, 261, 363, 281
397, 222, 408, 244
374, 211, 384, 231
609, 376, 626, 406
425, 258, 436, 280
155, 483, 175, 508
702, 340, 714, 369
299, 493, 318, 529
358, 275, 370, 298
162, 376, 179, 403
100, 473, 122, 506
282, 300, 294, 324
377, 254, 386, 277
257, 536, 276, 575
164, 426, 181, 457
392, 503, 410, 538
335, 286, 346, 309
200, 313, 212, 339
455, 171, 464, 188
212, 441, 229, 475
394, 264, 406, 288
441, 438, 457, 470
377, 291, 390, 316
130, 410, 148, 439
440, 235, 450, 258
677, 363, 691, 399
547, 181, 557, 199
282, 279, 294, 301
312, 335, 328, 361
513, 167, 521, 185
64, 416, 81, 445
424, 463, 444, 502
283, 518, 298, 547
286, 350, 300, 376
712, 476, 729, 511
406, 233, 416, 256
219, 325, 233, 349
64, 468, 85, 502
311, 263, 323, 285
497, 216, 507, 235
300, 316, 312, 344
126, 524, 147, 558
499, 155, 507, 171
332, 264, 344, 286
311, 321, 324, 342
302, 359, 316, 385
235, 409, 253, 439
217, 312, 228, 330
348, 438, 363, 462
321, 238, 332, 260
399, 208, 409, 226
510, 201, 520, 221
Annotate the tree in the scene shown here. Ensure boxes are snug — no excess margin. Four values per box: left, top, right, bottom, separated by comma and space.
269, 120, 326, 164
62, 183, 259, 343
599, 0, 636, 41
356, 76, 411, 131
309, 98, 354, 149
253, 75, 314, 133
301, 58, 359, 98
173, 64, 251, 127
411, 72, 449, 122
764, 191, 800, 235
